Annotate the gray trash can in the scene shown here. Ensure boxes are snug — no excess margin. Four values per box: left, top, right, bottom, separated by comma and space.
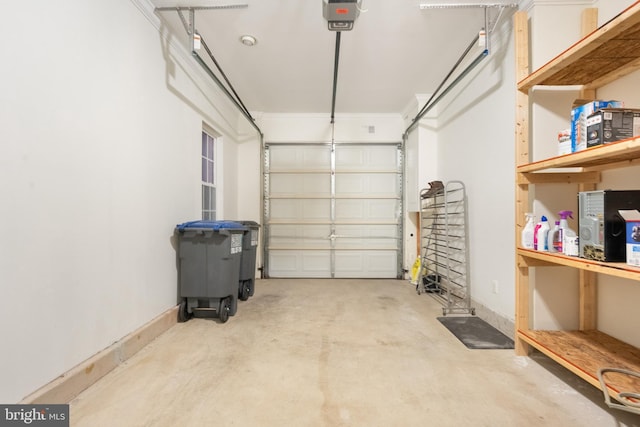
237, 221, 260, 301
175, 220, 246, 323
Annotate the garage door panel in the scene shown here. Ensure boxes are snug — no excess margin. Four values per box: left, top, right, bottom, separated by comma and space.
335, 173, 397, 196
334, 251, 397, 278
335, 146, 397, 171
268, 250, 331, 278
269, 146, 331, 170
366, 146, 398, 169
334, 239, 397, 250
271, 173, 330, 195
335, 199, 398, 221
269, 224, 330, 249
270, 199, 330, 221
334, 224, 398, 249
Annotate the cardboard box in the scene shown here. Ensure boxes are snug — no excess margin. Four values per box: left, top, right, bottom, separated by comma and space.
618, 209, 640, 266
586, 108, 640, 148
571, 100, 623, 152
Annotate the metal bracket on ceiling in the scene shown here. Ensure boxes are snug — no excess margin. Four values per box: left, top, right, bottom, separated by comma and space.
419, 2, 518, 7
155, 4, 249, 12
155, 3, 262, 137
156, 4, 248, 38
419, 3, 518, 35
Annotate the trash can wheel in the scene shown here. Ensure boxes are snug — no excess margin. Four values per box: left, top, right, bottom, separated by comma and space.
239, 280, 251, 301
218, 297, 231, 323
178, 300, 191, 323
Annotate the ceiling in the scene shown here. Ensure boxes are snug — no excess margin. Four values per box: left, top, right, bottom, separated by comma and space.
152, 1, 518, 116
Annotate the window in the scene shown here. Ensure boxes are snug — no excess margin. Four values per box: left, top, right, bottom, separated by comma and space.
202, 131, 216, 220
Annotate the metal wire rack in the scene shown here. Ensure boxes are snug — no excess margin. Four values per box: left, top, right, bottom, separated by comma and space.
417, 180, 474, 315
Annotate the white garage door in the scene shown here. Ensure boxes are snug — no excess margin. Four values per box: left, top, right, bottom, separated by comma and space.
264, 142, 403, 278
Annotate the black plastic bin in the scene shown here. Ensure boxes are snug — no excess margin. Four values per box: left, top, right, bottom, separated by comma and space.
237, 221, 260, 301
175, 220, 246, 323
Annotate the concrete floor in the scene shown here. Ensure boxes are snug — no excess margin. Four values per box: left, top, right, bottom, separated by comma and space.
70, 279, 638, 426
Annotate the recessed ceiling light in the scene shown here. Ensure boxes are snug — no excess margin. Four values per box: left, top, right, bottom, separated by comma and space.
240, 35, 257, 46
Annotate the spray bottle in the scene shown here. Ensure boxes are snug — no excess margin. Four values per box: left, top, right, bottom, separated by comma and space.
535, 216, 550, 251
558, 210, 578, 256
548, 220, 561, 253
522, 213, 535, 249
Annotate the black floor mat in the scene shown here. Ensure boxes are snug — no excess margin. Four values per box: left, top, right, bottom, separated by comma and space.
437, 316, 514, 349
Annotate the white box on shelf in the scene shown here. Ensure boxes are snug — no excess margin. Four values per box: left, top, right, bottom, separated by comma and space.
558, 129, 571, 155
618, 209, 640, 266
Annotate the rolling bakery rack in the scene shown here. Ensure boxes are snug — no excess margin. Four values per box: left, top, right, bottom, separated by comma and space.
417, 180, 474, 316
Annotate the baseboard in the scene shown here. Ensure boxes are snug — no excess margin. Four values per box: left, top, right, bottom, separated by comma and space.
20, 306, 179, 404
471, 299, 515, 340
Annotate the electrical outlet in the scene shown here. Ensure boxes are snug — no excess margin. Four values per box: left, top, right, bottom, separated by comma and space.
492, 280, 499, 294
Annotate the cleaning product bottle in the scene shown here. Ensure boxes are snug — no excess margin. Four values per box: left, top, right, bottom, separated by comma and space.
548, 220, 561, 253
535, 216, 549, 251
553, 211, 572, 254
522, 213, 535, 249
558, 210, 578, 256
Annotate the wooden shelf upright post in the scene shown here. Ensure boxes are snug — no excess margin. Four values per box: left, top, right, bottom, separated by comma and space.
514, 10, 530, 355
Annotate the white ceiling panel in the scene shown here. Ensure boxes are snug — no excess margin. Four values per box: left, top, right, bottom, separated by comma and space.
152, 1, 517, 114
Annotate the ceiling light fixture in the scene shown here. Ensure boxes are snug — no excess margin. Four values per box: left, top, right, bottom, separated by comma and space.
240, 35, 257, 46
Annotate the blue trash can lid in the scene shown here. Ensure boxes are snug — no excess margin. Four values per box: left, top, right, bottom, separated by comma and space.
176, 220, 247, 232
237, 220, 260, 228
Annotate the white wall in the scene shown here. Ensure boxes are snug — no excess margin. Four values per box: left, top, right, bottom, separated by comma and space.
405, 94, 439, 214
236, 135, 263, 268
0, 0, 243, 403
403, 96, 439, 273
526, 1, 590, 332
258, 113, 404, 143
423, 13, 517, 322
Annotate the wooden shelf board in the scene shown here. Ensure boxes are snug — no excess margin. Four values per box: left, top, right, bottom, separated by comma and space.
518, 1, 640, 92
517, 137, 640, 172
517, 329, 640, 397
517, 248, 640, 280
518, 171, 600, 185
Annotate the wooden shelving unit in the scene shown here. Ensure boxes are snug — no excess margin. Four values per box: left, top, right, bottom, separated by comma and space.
514, 2, 640, 404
